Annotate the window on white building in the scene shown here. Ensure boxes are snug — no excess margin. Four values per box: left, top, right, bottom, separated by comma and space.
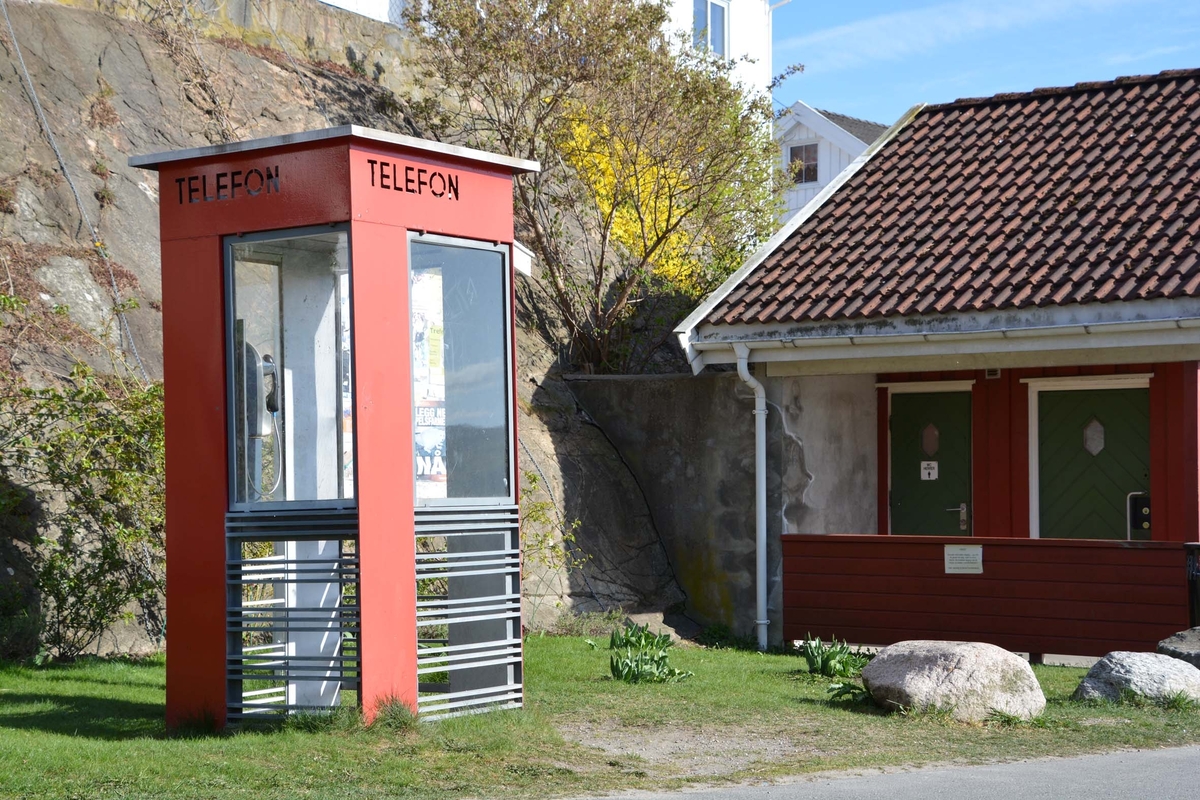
693, 0, 728, 57
789, 143, 819, 184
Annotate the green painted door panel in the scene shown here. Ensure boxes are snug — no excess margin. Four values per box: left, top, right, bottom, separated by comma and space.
890, 392, 972, 536
1038, 388, 1150, 540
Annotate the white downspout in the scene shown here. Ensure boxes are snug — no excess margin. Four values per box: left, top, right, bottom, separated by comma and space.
733, 343, 769, 651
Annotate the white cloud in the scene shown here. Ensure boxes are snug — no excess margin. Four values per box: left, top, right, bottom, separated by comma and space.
777, 0, 1139, 73
1105, 44, 1188, 65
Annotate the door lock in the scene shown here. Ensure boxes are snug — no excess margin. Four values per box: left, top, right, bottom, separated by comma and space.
945, 502, 968, 531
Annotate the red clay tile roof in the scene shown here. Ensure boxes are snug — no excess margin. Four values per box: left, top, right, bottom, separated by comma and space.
707, 69, 1200, 327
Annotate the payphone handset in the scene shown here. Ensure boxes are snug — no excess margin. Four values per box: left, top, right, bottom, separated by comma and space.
234, 321, 283, 502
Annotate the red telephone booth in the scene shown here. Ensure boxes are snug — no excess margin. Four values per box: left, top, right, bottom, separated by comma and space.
131, 127, 538, 727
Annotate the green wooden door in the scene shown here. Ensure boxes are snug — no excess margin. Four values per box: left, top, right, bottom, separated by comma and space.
1038, 388, 1150, 540
890, 392, 972, 536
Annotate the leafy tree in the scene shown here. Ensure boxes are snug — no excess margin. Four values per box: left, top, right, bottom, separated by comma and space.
403, 0, 780, 372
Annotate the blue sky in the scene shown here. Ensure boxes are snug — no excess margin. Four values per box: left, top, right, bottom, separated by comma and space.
770, 0, 1200, 126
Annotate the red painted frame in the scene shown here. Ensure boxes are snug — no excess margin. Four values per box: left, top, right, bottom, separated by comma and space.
153, 132, 523, 728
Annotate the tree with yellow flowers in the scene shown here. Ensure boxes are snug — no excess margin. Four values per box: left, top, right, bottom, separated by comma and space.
404, 0, 781, 372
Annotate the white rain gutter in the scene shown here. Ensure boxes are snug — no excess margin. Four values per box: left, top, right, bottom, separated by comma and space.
734, 343, 769, 651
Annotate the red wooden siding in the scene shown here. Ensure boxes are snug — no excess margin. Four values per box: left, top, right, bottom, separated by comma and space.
876, 363, 1200, 542
876, 386, 889, 536
782, 534, 1189, 656
1149, 362, 1200, 543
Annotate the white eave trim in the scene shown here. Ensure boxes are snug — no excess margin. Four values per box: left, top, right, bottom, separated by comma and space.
675, 102, 925, 374
1019, 374, 1151, 390
876, 380, 976, 393
689, 297, 1200, 367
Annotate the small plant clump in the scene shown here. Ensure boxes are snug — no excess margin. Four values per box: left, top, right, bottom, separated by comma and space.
95, 187, 116, 208
345, 46, 368, 77
1097, 687, 1200, 712
826, 681, 872, 704
88, 95, 120, 130
370, 697, 419, 732
605, 622, 692, 684
797, 634, 872, 678
90, 161, 111, 180
0, 185, 16, 214
1160, 691, 1200, 713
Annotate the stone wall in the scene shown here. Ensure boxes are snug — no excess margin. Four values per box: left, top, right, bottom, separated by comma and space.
56, 0, 425, 100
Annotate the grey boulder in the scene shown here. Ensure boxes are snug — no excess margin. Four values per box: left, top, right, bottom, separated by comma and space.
1157, 627, 1200, 669
1073, 651, 1200, 702
860, 640, 1046, 722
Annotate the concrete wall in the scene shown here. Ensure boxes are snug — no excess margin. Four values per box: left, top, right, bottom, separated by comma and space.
770, 374, 878, 535
569, 371, 878, 644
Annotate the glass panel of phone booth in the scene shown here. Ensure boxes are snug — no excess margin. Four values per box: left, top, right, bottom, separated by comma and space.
411, 238, 521, 717
227, 229, 354, 716
410, 240, 511, 504
230, 230, 354, 508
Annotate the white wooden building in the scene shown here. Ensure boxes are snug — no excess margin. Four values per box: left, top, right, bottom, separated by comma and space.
666, 0, 773, 94
776, 100, 887, 220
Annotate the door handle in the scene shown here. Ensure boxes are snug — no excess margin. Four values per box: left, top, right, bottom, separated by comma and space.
944, 502, 968, 531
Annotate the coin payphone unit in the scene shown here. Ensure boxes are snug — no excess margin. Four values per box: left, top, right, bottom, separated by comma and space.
132, 128, 538, 728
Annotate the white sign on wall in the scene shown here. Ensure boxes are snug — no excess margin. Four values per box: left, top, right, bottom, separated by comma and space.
921, 460, 938, 480
944, 544, 983, 574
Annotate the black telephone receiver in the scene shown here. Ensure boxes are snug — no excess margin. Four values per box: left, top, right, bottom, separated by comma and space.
236, 330, 283, 501
262, 353, 279, 414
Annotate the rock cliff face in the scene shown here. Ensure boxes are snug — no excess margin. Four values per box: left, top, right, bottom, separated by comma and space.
0, 0, 684, 649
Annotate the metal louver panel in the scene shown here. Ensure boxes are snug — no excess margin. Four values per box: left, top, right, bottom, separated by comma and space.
226, 509, 360, 722
415, 505, 523, 719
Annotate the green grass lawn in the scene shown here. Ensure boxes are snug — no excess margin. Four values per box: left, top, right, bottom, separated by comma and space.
2, 637, 1199, 799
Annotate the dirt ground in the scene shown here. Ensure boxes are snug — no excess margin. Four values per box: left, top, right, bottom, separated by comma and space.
557, 722, 823, 778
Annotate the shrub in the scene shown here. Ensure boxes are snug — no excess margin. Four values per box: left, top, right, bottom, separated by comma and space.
1, 366, 164, 658
606, 622, 692, 684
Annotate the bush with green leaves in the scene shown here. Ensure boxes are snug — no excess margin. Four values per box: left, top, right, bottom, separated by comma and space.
797, 634, 872, 678
0, 364, 164, 659
605, 622, 692, 684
